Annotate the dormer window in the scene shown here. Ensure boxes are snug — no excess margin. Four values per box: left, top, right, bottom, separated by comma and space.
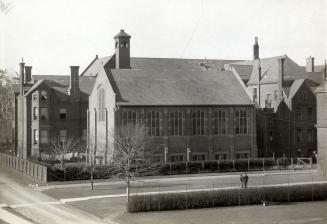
40, 90, 47, 101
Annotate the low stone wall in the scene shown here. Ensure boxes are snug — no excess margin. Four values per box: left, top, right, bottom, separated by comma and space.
0, 152, 47, 183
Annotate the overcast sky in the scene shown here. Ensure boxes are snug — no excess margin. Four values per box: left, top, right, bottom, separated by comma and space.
1, 0, 326, 76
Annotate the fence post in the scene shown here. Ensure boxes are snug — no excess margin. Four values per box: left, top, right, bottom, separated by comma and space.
169, 162, 172, 175
247, 159, 250, 172
185, 184, 188, 209
158, 186, 161, 211
277, 158, 279, 169
217, 160, 220, 173
291, 157, 293, 170
262, 158, 265, 172
202, 161, 204, 173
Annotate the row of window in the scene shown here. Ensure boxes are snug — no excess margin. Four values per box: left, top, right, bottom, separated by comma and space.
33, 107, 67, 120
32, 129, 87, 145
295, 107, 314, 121
253, 88, 309, 108
169, 152, 248, 162
118, 109, 249, 136
296, 128, 314, 143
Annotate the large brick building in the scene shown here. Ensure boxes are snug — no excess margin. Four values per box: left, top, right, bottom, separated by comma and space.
83, 30, 257, 164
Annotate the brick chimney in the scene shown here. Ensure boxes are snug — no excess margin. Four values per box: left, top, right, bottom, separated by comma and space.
114, 29, 131, 69
278, 57, 285, 102
24, 66, 32, 83
253, 37, 259, 60
19, 59, 25, 85
68, 66, 80, 98
306, 56, 314, 72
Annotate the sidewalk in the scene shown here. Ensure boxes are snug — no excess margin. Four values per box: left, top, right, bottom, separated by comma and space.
38, 169, 318, 191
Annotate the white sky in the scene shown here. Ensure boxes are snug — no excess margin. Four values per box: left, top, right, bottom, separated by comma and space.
1, 0, 326, 76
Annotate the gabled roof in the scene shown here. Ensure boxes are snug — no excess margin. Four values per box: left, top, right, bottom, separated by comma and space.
32, 75, 96, 95
283, 78, 320, 99
81, 56, 242, 76
229, 55, 323, 85
80, 56, 112, 76
229, 64, 253, 82
105, 69, 253, 106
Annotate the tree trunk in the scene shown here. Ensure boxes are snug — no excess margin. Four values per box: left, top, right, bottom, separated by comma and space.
90, 165, 94, 190
126, 180, 130, 211
61, 155, 64, 168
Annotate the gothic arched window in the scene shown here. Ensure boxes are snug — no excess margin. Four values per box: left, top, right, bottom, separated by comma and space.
97, 87, 105, 121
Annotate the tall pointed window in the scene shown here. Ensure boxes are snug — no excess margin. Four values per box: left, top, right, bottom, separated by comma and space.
122, 110, 137, 127
147, 111, 160, 136
97, 87, 105, 121
213, 110, 227, 135
169, 111, 183, 136
236, 109, 248, 135
192, 111, 205, 135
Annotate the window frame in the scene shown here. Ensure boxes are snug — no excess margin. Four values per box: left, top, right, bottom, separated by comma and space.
97, 87, 106, 122
33, 129, 39, 145
59, 129, 67, 143
191, 110, 205, 135
122, 110, 137, 127
147, 110, 160, 136
33, 107, 38, 120
235, 109, 248, 135
213, 110, 227, 135
59, 108, 67, 120
40, 107, 49, 121
40, 129, 49, 144
214, 153, 227, 160
169, 110, 183, 136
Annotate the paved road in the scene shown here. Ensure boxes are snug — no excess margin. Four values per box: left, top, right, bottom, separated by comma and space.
0, 166, 113, 224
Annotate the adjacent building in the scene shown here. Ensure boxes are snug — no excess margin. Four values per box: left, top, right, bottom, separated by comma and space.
14, 62, 95, 159
225, 38, 323, 158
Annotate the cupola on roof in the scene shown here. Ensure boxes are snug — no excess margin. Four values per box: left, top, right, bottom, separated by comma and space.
114, 29, 131, 39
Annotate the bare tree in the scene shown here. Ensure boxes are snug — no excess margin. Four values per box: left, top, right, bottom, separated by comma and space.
49, 135, 80, 168
0, 69, 14, 151
108, 123, 154, 208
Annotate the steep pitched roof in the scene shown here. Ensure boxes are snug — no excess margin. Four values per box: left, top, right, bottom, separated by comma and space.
229, 64, 253, 82
80, 56, 112, 76
32, 75, 96, 95
229, 55, 323, 85
105, 69, 253, 106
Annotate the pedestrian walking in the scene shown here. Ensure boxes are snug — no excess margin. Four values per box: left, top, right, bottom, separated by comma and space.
240, 174, 244, 188
244, 173, 249, 188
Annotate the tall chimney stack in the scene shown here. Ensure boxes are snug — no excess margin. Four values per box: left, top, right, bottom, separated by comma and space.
306, 56, 315, 72
24, 66, 32, 83
253, 36, 259, 60
19, 59, 25, 85
278, 57, 285, 102
68, 66, 80, 99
